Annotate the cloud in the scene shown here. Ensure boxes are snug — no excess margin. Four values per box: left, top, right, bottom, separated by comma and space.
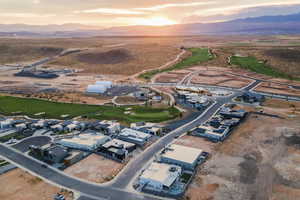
0, 13, 56, 18
135, 2, 216, 11
192, 1, 300, 16
33, 0, 40, 4
183, 3, 300, 23
76, 8, 145, 15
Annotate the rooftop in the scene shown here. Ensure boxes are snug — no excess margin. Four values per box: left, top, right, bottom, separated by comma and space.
60, 134, 109, 146
120, 128, 151, 140
141, 162, 181, 187
102, 139, 135, 149
162, 144, 203, 164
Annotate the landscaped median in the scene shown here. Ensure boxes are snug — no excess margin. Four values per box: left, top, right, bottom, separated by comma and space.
139, 48, 214, 80
0, 95, 180, 124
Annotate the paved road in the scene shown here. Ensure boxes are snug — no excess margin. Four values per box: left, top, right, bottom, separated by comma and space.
0, 94, 233, 200
12, 136, 51, 152
0, 79, 292, 200
0, 144, 162, 200
111, 97, 231, 189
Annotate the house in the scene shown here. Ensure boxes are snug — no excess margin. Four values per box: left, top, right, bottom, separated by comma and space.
240, 92, 265, 103
63, 151, 84, 166
99, 139, 136, 161
50, 124, 64, 132
57, 133, 111, 151
139, 162, 182, 192
219, 107, 247, 119
65, 121, 85, 132
160, 144, 203, 170
96, 121, 120, 134
131, 122, 162, 136
191, 125, 231, 142
0, 119, 13, 129
118, 128, 152, 146
29, 144, 69, 164
15, 123, 27, 131
31, 120, 48, 129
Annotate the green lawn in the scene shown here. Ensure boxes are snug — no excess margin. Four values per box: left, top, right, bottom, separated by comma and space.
139, 48, 214, 80
230, 56, 300, 81
0, 161, 9, 167
0, 132, 29, 143
0, 96, 180, 124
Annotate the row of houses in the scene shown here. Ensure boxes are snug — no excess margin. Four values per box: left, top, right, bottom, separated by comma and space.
54, 127, 156, 162
138, 144, 209, 195
191, 106, 247, 142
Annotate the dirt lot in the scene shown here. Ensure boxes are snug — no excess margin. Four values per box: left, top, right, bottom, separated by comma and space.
184, 100, 300, 200
64, 154, 124, 183
0, 169, 72, 200
175, 135, 217, 153
51, 43, 181, 76
254, 82, 300, 97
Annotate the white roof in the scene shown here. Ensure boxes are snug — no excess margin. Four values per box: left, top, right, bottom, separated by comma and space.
141, 162, 181, 187
95, 81, 112, 85
86, 85, 107, 93
162, 144, 203, 164
59, 134, 109, 147
103, 139, 135, 149
120, 128, 151, 139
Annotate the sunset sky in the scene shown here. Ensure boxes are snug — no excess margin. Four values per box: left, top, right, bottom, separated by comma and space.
1, 0, 300, 27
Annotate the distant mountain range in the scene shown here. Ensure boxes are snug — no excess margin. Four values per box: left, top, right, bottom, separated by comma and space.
1, 13, 300, 37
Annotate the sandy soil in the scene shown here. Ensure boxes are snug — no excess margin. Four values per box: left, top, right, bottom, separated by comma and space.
51, 43, 181, 76
155, 72, 189, 83
0, 169, 72, 200
64, 154, 124, 183
254, 82, 300, 97
184, 100, 300, 200
174, 135, 217, 153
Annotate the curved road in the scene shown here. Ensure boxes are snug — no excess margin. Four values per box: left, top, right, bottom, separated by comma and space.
0, 80, 270, 200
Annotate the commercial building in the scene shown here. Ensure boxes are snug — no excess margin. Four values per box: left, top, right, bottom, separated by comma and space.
160, 144, 203, 170
118, 128, 152, 146
86, 85, 107, 94
99, 139, 136, 161
57, 133, 111, 151
139, 162, 182, 192
95, 81, 113, 89
87, 81, 113, 94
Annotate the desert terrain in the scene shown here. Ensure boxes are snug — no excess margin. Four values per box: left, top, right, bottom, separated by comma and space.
183, 99, 300, 200
0, 169, 72, 200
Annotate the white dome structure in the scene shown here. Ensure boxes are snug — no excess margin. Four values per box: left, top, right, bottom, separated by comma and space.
86, 85, 107, 94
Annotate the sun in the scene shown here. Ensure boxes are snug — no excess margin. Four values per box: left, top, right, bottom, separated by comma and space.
134, 16, 176, 26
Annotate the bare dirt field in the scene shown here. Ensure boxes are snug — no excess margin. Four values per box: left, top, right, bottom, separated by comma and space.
155, 71, 191, 83
0, 169, 72, 200
154, 66, 253, 88
50, 43, 181, 76
174, 135, 217, 153
254, 82, 300, 97
64, 154, 124, 183
184, 101, 300, 200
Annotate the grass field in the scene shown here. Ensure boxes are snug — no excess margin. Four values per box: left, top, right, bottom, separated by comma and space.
0, 132, 29, 143
140, 48, 214, 80
230, 56, 300, 81
0, 96, 180, 124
